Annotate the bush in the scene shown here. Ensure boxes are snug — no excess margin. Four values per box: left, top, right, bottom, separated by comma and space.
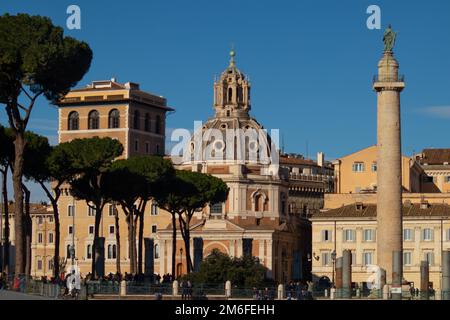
181, 249, 275, 288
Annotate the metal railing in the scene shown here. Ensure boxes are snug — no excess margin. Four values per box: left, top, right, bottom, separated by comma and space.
373, 74, 405, 83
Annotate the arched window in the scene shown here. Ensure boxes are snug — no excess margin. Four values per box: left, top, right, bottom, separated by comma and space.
108, 244, 117, 259
228, 87, 233, 102
144, 113, 150, 132
68, 111, 79, 130
133, 110, 140, 129
255, 194, 261, 212
108, 109, 120, 128
66, 245, 71, 258
154, 244, 160, 259
155, 115, 161, 134
88, 110, 100, 129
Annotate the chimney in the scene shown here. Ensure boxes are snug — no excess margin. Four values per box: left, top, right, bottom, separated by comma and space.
317, 152, 325, 167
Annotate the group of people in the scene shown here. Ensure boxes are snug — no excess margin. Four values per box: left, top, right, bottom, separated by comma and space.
252, 287, 276, 300
409, 285, 435, 299
180, 280, 193, 300
286, 281, 314, 300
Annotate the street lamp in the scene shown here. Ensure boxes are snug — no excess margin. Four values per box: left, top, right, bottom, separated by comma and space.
331, 250, 337, 288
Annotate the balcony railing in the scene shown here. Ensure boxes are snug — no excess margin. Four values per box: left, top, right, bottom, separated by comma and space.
373, 74, 405, 83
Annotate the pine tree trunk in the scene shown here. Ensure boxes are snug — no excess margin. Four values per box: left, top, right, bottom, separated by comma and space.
92, 205, 102, 278
171, 212, 177, 278
114, 209, 121, 274
12, 132, 25, 276
51, 200, 61, 278
22, 184, 31, 277
1, 168, 10, 275
137, 211, 144, 275
127, 211, 136, 274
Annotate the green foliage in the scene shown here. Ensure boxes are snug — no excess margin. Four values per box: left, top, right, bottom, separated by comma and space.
60, 137, 124, 203
105, 155, 175, 203
0, 13, 92, 104
182, 249, 274, 288
177, 170, 229, 214
22, 131, 52, 182
0, 125, 14, 167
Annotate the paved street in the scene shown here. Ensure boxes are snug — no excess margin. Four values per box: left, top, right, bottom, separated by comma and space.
0, 290, 53, 300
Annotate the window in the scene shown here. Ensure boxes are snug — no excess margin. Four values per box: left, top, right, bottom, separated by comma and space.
109, 204, 117, 216
151, 225, 157, 234
68, 111, 79, 130
88, 206, 95, 217
151, 203, 158, 215
156, 144, 160, 155
87, 244, 92, 259
154, 244, 160, 259
404, 252, 412, 266
133, 110, 140, 129
68, 225, 74, 235
38, 233, 43, 244
352, 162, 365, 172
155, 115, 161, 134
228, 87, 233, 102
68, 205, 75, 217
134, 140, 139, 152
144, 113, 150, 132
37, 260, 42, 270
48, 216, 54, 223
363, 229, 375, 242
48, 260, 53, 270
88, 225, 94, 235
107, 244, 117, 259
109, 225, 115, 235
38, 216, 43, 225
321, 252, 331, 266
210, 202, 223, 214
343, 229, 355, 242
445, 176, 450, 183
423, 176, 434, 183
446, 229, 450, 242
403, 229, 413, 241
145, 142, 150, 154
423, 228, 433, 241
425, 251, 434, 265
322, 230, 332, 242
371, 162, 377, 172
48, 232, 54, 244
363, 252, 373, 266
108, 109, 120, 128
88, 110, 100, 130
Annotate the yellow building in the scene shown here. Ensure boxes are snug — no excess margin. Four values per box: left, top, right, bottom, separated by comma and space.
55, 79, 174, 277
311, 201, 450, 291
332, 145, 421, 194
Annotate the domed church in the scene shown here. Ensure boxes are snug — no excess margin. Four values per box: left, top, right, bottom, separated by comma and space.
157, 50, 321, 282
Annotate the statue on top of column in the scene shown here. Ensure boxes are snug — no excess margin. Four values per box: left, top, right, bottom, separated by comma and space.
383, 24, 396, 52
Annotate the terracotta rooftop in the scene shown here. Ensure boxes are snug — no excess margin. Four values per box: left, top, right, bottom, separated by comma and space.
419, 149, 450, 165
311, 202, 450, 219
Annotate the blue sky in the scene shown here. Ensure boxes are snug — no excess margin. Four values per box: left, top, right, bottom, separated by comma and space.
1, 0, 450, 201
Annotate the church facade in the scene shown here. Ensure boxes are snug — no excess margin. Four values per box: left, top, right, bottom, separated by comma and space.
156, 51, 329, 282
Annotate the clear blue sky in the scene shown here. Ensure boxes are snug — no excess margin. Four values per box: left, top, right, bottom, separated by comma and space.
1, 0, 450, 201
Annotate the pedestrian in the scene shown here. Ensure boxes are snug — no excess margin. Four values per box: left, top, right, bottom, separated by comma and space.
187, 280, 193, 300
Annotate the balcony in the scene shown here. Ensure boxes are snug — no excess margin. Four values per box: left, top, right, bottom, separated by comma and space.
373, 74, 405, 83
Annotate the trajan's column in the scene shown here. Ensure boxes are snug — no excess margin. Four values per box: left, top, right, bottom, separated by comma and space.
373, 25, 405, 289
